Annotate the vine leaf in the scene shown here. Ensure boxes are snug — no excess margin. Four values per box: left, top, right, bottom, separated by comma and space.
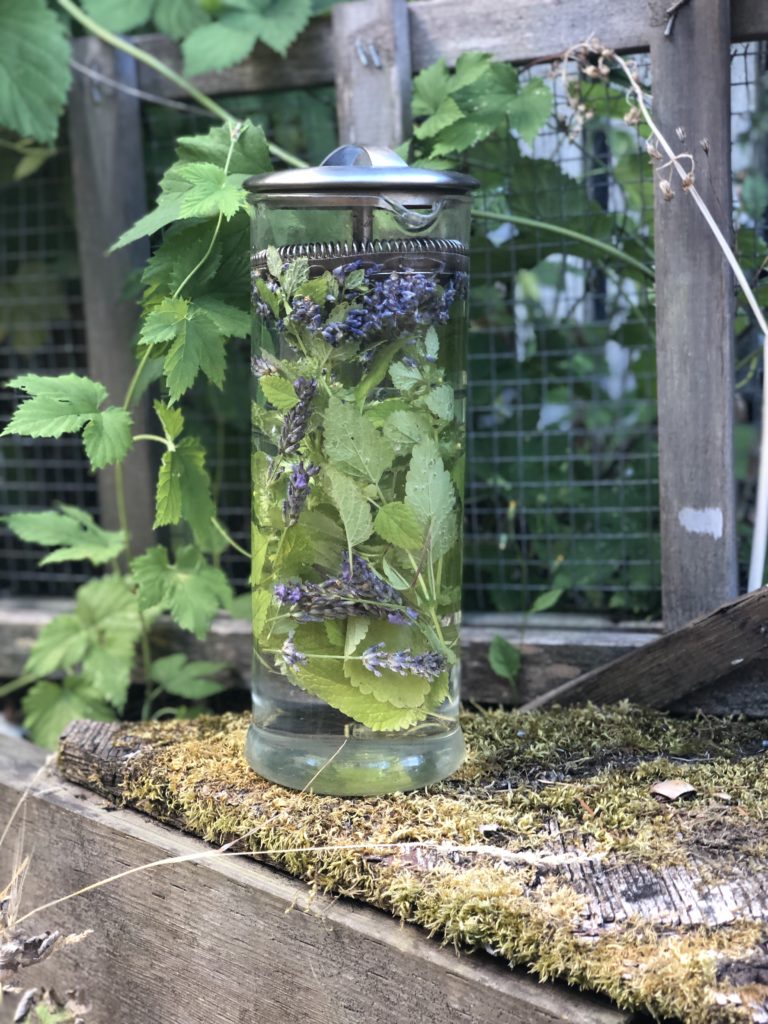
325, 466, 373, 550
22, 677, 116, 750
2, 373, 133, 470
175, 163, 248, 220
3, 505, 127, 566
404, 437, 457, 562
24, 575, 142, 712
110, 199, 183, 252
323, 397, 394, 483
374, 502, 424, 550
140, 300, 232, 401
154, 398, 184, 443
150, 653, 226, 700
175, 122, 270, 176
0, 0, 72, 143
154, 437, 219, 552
82, 0, 153, 32
131, 545, 233, 639
152, 0, 210, 38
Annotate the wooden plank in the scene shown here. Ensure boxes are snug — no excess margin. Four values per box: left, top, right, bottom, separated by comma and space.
520, 587, 768, 711
0, 738, 629, 1024
134, 22, 337, 98
649, 0, 738, 630
332, 0, 412, 146
68, 39, 155, 553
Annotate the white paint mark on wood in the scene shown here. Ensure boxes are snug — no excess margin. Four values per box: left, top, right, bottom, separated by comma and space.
677, 507, 724, 539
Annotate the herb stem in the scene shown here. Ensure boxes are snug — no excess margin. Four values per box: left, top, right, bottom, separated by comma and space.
211, 517, 251, 559
54, 0, 308, 168
133, 433, 172, 448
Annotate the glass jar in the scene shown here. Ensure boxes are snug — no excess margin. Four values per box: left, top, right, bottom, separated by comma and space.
245, 145, 476, 795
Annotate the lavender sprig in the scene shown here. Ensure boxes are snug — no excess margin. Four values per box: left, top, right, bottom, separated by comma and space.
282, 461, 320, 525
362, 642, 447, 681
279, 632, 307, 669
276, 376, 317, 460
274, 554, 418, 624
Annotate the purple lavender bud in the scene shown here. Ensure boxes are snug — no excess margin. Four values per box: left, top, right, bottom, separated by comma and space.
276, 377, 317, 459
402, 356, 418, 369
251, 355, 276, 377
282, 461, 320, 526
362, 642, 385, 677
274, 583, 303, 605
360, 644, 447, 681
280, 632, 307, 669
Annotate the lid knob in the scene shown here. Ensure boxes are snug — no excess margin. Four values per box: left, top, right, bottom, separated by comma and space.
321, 145, 408, 169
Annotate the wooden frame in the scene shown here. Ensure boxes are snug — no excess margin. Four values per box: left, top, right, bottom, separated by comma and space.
60, 0, 768, 648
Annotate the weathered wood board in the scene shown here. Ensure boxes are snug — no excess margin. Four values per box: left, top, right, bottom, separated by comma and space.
521, 588, 768, 711
0, 735, 629, 1024
53, 706, 768, 1024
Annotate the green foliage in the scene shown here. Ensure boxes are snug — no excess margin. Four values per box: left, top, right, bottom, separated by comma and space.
488, 635, 521, 700
150, 653, 226, 699
0, 0, 71, 143
22, 677, 116, 750
4, 505, 126, 566
131, 545, 233, 639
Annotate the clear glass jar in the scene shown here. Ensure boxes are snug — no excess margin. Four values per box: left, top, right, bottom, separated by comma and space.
245, 146, 476, 795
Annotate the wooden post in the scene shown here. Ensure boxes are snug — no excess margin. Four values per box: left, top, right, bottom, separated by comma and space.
68, 38, 155, 553
331, 0, 412, 147
650, 0, 738, 630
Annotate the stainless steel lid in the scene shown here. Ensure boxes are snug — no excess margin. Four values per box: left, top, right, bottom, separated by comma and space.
245, 144, 478, 195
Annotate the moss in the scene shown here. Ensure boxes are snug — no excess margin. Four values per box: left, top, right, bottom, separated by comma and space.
101, 704, 768, 1023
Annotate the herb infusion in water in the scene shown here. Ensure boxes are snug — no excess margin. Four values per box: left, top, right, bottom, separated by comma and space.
245, 147, 476, 795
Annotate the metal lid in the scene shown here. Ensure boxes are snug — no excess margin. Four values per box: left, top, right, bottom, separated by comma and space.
245, 144, 478, 195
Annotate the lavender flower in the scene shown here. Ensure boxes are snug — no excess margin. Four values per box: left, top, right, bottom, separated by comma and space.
362, 642, 446, 681
274, 553, 418, 623
280, 632, 307, 669
282, 461, 320, 525
289, 296, 324, 331
251, 355, 277, 377
276, 377, 317, 459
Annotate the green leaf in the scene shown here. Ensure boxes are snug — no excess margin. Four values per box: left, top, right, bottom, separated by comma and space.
404, 438, 457, 562
412, 57, 451, 117
344, 621, 431, 709
22, 678, 116, 749
110, 198, 183, 251
142, 222, 223, 294
488, 635, 521, 687
251, 589, 272, 639
260, 375, 299, 411
325, 466, 373, 550
448, 51, 491, 93
181, 13, 261, 76
175, 162, 248, 220
154, 448, 183, 527
154, 436, 218, 550
140, 297, 190, 346
0, 0, 72, 143
175, 121, 271, 176
163, 310, 226, 400
507, 77, 553, 145
374, 502, 424, 550
529, 588, 564, 614
323, 397, 394, 483
131, 545, 232, 639
150, 653, 226, 699
153, 0, 210, 38
25, 576, 142, 711
413, 96, 464, 140
424, 384, 454, 421
154, 399, 184, 442
193, 296, 250, 337
344, 617, 369, 657
3, 374, 106, 438
82, 406, 133, 469
82, 0, 152, 31
4, 505, 126, 566
389, 361, 423, 391
382, 410, 431, 448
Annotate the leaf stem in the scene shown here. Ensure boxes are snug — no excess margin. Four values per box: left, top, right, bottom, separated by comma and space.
211, 517, 251, 559
133, 433, 172, 448
55, 0, 308, 168
472, 208, 654, 280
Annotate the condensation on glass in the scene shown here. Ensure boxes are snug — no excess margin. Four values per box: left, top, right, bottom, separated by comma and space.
245, 146, 476, 795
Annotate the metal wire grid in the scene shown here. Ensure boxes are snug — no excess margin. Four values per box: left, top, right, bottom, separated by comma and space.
0, 145, 98, 597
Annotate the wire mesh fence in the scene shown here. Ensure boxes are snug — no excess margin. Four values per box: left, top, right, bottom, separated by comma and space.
0, 44, 766, 617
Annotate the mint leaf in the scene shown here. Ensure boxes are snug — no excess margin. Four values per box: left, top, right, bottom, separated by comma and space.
344, 622, 431, 710
131, 545, 232, 638
344, 617, 369, 657
260, 375, 299, 411
507, 77, 553, 145
323, 397, 393, 484
325, 466, 373, 550
22, 678, 116, 749
404, 438, 457, 562
25, 576, 142, 711
252, 589, 272, 639
3, 374, 106, 437
382, 410, 431, 447
389, 361, 423, 391
175, 162, 248, 220
489, 635, 521, 689
82, 0, 153, 31
374, 502, 424, 550
150, 653, 226, 700
153, 0, 210, 38
425, 383, 454, 421
4, 505, 126, 566
0, 0, 72, 143
82, 406, 133, 469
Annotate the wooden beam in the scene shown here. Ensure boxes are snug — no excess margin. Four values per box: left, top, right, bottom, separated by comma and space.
68, 39, 155, 553
332, 0, 413, 146
520, 587, 768, 711
0, 738, 630, 1024
649, 0, 738, 630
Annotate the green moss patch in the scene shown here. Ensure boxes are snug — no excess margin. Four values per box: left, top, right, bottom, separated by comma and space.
60, 704, 768, 1023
